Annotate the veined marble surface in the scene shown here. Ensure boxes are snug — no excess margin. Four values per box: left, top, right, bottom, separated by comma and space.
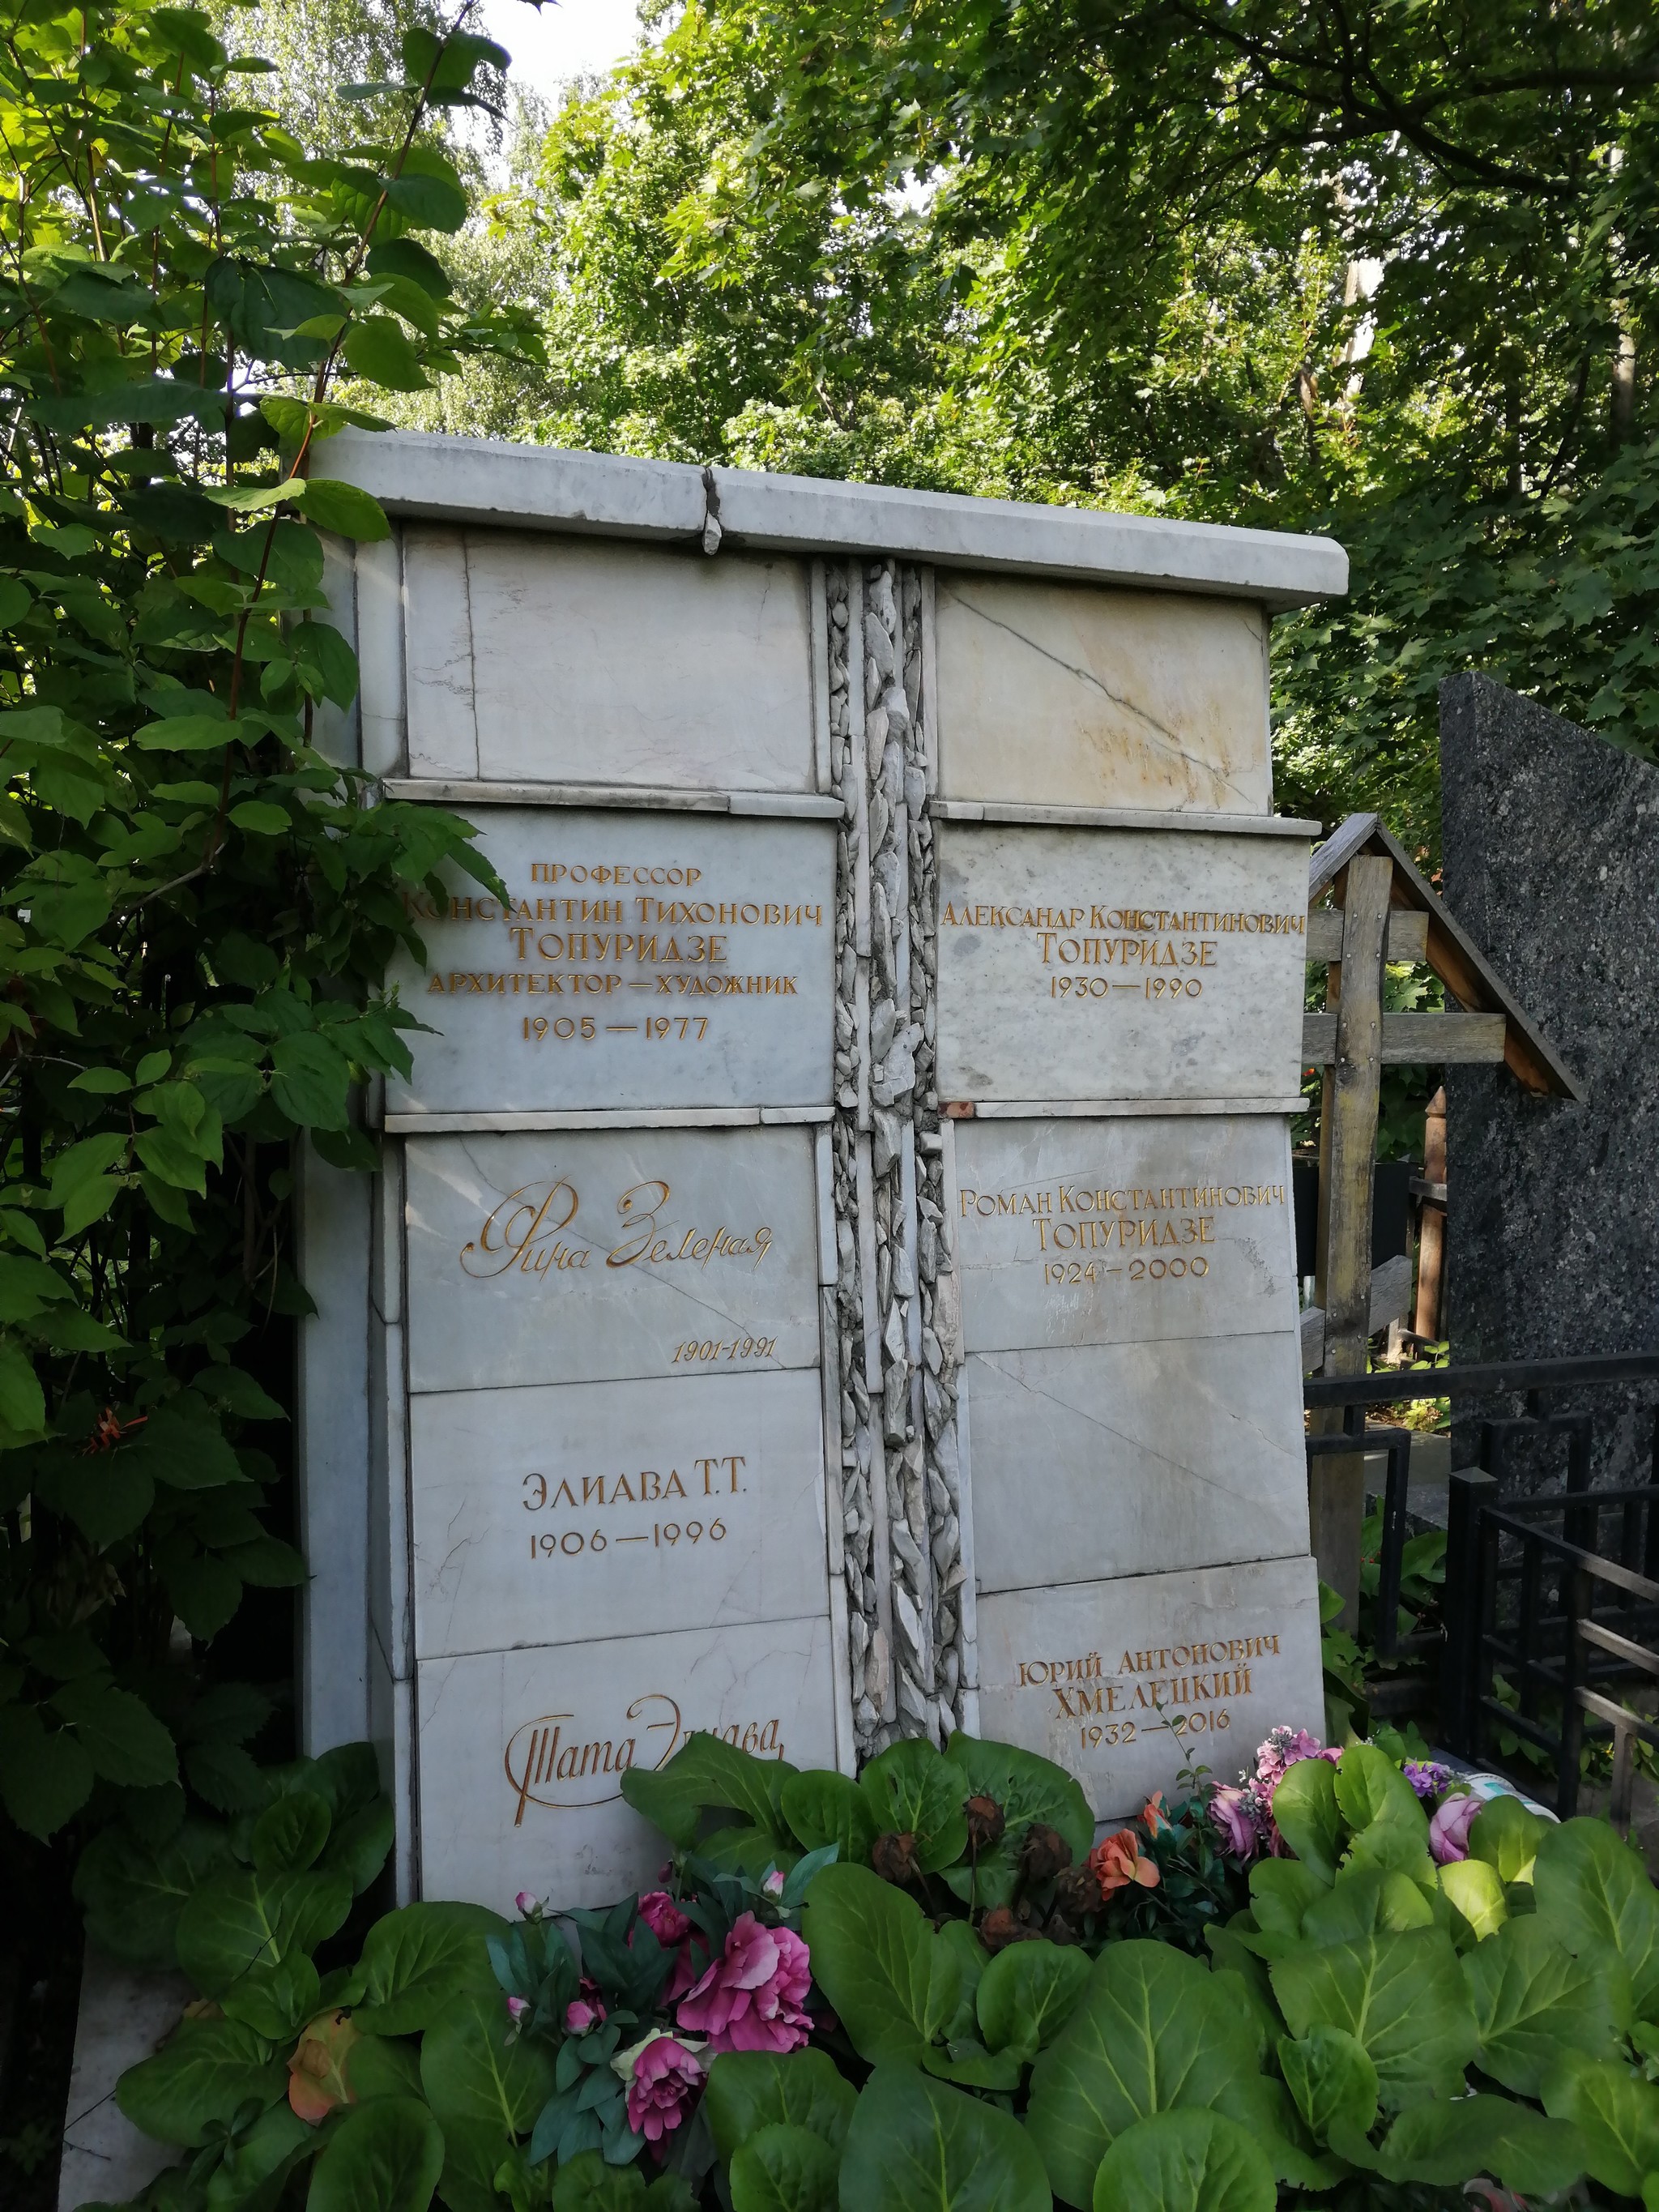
953, 1114, 1297, 1352
386, 809, 836, 1116
404, 1126, 821, 1393
936, 576, 1270, 813
403, 529, 815, 790
975, 1554, 1322, 1821
410, 1367, 828, 1659
935, 822, 1308, 1104
964, 1334, 1307, 1592
415, 1613, 838, 1910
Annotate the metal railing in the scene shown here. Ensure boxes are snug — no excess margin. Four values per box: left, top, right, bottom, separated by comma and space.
1305, 1352, 1659, 1830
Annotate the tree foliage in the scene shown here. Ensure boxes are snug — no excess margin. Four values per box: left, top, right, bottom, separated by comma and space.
448, 0, 1659, 852
0, 0, 536, 1850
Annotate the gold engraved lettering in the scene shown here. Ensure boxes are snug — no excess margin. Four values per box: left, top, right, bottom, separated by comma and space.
503, 1699, 784, 1818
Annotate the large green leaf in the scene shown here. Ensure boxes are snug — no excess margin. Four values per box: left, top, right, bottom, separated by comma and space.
1533, 1816, 1659, 2019
0, 1702, 95, 1837
1332, 1745, 1427, 1838
946, 1732, 1094, 1864
1276, 2025, 1377, 2146
1299, 1867, 1433, 1947
837, 2063, 1050, 2212
1464, 1912, 1627, 2096
976, 1940, 1090, 2057
859, 1740, 969, 1872
175, 1864, 353, 1996
1269, 1758, 1342, 1884
1269, 1927, 1475, 2111
1090, 2109, 1276, 2212
117, 2017, 285, 2147
1378, 2095, 1585, 2196
418, 1985, 556, 2132
1026, 1941, 1260, 2208
50, 1676, 178, 1788
730, 2121, 839, 2212
1543, 2052, 1659, 2197
309, 2095, 445, 2212
249, 1787, 331, 1873
800, 1862, 960, 2064
354, 1901, 508, 2035
1469, 1795, 1546, 1885
781, 1770, 877, 1864
706, 2050, 858, 2163
621, 1729, 795, 1850
1247, 1860, 1327, 1941
1439, 1857, 1508, 1943
75, 1819, 234, 1969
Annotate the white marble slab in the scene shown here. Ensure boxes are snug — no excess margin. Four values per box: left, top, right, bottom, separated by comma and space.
416, 1613, 839, 1910
404, 1127, 821, 1393
410, 1368, 827, 1659
936, 578, 1270, 814
974, 1556, 1324, 1823
964, 1335, 1307, 1592
385, 809, 836, 1117
331, 431, 1350, 608
952, 1116, 1297, 1352
402, 530, 815, 791
934, 823, 1308, 1104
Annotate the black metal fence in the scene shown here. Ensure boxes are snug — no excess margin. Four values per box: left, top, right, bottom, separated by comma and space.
1304, 1352, 1659, 1830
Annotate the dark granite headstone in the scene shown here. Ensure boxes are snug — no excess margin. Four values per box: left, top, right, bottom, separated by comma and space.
1440, 673, 1659, 1486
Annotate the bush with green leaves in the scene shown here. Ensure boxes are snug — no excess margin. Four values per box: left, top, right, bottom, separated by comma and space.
104, 1725, 1659, 2210
0, 0, 534, 1855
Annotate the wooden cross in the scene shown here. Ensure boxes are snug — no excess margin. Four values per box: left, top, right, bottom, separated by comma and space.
1299, 814, 1580, 1625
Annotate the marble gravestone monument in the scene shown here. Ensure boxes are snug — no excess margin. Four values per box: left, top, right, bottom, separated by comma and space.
296, 434, 1348, 1909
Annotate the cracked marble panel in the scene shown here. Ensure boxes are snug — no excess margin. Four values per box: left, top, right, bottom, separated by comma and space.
385, 809, 836, 1116
975, 1555, 1322, 1822
416, 1613, 838, 1909
409, 1367, 828, 1659
934, 576, 1271, 813
403, 528, 815, 791
404, 1127, 821, 1393
964, 1334, 1307, 1593
953, 1116, 1297, 1352
934, 822, 1308, 1104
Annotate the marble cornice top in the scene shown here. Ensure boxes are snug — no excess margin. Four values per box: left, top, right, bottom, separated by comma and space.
326, 429, 1348, 610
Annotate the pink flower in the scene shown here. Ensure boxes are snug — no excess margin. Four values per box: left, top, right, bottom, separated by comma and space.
565, 1996, 604, 2034
515, 1891, 539, 1916
762, 1868, 785, 1898
1209, 1785, 1261, 1860
625, 2035, 703, 2143
676, 1912, 812, 2055
638, 1890, 690, 1946
506, 1996, 529, 2025
637, 1890, 702, 2001
1429, 1791, 1482, 1865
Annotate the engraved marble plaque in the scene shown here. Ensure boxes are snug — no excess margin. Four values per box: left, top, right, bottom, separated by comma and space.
964, 1337, 1307, 1592
974, 1555, 1323, 1822
952, 1115, 1298, 1352
409, 1367, 828, 1659
403, 529, 816, 792
416, 1613, 839, 1909
934, 823, 1308, 1105
386, 809, 836, 1116
935, 577, 1270, 814
404, 1126, 821, 1394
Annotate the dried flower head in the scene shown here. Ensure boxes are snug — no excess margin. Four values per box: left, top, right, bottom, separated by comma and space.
1019, 1823, 1073, 1881
872, 1830, 922, 1886
963, 1794, 1007, 1853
